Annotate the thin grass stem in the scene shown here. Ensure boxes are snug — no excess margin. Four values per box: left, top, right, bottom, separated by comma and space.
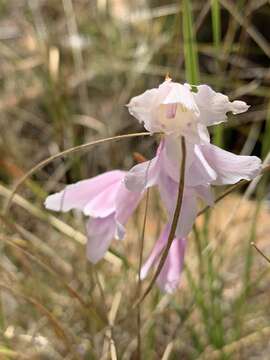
4, 132, 153, 214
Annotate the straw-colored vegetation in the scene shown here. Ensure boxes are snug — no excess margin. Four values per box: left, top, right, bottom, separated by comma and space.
0, 0, 270, 359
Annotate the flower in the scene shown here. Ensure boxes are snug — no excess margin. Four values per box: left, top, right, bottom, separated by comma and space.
124, 79, 262, 289
126, 80, 262, 239
45, 170, 142, 263
127, 78, 249, 142
141, 224, 186, 293
45, 78, 262, 294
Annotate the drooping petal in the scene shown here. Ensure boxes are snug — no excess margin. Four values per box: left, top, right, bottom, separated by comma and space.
114, 180, 142, 239
140, 224, 186, 294
194, 84, 249, 126
157, 170, 198, 238
140, 224, 170, 280
44, 170, 125, 212
86, 215, 116, 263
160, 136, 195, 183
175, 187, 198, 238
200, 143, 262, 185
157, 236, 186, 293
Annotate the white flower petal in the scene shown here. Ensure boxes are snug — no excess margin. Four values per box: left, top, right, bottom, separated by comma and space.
162, 82, 199, 115
194, 84, 249, 126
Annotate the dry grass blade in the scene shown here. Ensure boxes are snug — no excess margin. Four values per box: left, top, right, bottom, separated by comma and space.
0, 230, 105, 325
0, 184, 86, 244
0, 283, 82, 360
251, 242, 270, 264
134, 136, 187, 306
220, 0, 270, 58
4, 132, 153, 214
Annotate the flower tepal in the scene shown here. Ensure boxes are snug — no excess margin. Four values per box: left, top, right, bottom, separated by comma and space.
45, 170, 142, 263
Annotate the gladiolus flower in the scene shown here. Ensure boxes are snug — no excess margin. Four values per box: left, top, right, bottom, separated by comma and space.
45, 78, 262, 293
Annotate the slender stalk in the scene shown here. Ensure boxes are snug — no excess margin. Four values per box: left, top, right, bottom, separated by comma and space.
4, 132, 152, 214
251, 242, 270, 264
134, 136, 187, 307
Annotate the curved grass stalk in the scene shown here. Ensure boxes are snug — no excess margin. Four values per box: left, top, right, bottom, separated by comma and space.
4, 132, 152, 214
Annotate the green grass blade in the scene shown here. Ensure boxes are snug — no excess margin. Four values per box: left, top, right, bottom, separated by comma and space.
211, 0, 221, 53
182, 0, 200, 85
211, 0, 224, 147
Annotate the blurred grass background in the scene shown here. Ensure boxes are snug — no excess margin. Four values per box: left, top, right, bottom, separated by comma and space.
0, 0, 270, 359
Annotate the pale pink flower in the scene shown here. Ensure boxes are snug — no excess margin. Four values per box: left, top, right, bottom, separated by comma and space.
126, 80, 262, 240
45, 170, 141, 263
45, 79, 262, 294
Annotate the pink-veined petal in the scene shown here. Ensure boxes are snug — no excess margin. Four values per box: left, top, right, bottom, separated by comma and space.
44, 170, 125, 212
86, 215, 116, 263
200, 143, 262, 185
